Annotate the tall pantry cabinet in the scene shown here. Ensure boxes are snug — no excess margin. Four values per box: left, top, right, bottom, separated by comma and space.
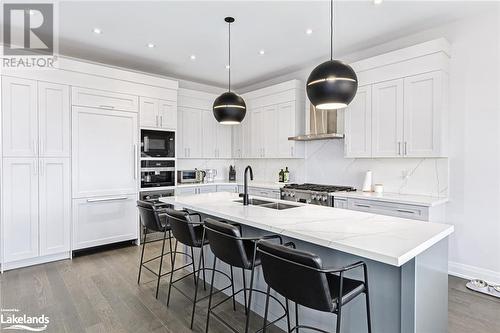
1, 76, 71, 269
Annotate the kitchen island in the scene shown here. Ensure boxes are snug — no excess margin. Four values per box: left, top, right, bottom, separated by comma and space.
161, 192, 454, 333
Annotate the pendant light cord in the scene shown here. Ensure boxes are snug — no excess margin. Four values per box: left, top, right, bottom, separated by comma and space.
228, 20, 231, 92
330, 0, 334, 60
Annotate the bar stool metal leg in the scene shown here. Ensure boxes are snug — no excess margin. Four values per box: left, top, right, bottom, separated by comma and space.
285, 298, 291, 333
242, 268, 248, 314
364, 266, 372, 333
166, 240, 179, 306
295, 303, 299, 333
230, 266, 237, 311
244, 257, 257, 333
191, 243, 207, 329
205, 256, 218, 333
137, 229, 147, 284
262, 285, 271, 333
155, 228, 168, 299
190, 246, 198, 286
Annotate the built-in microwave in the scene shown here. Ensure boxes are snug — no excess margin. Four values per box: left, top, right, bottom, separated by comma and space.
141, 129, 175, 158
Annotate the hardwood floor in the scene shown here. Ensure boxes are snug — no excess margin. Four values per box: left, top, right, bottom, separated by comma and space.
0, 242, 499, 333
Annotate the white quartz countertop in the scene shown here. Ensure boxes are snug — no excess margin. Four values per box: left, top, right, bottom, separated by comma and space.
176, 181, 283, 190
332, 191, 449, 207
160, 192, 453, 267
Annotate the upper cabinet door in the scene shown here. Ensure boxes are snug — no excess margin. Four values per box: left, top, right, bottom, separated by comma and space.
277, 101, 295, 158
2, 158, 39, 263
72, 107, 138, 198
39, 158, 71, 256
250, 108, 263, 158
158, 100, 177, 130
38, 82, 71, 157
72, 87, 138, 112
179, 107, 202, 158
404, 72, 444, 157
262, 105, 278, 158
371, 79, 404, 157
139, 97, 159, 128
201, 110, 217, 158
217, 123, 232, 158
2, 77, 38, 157
344, 85, 372, 158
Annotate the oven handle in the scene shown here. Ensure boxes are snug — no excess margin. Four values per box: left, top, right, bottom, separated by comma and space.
144, 136, 149, 152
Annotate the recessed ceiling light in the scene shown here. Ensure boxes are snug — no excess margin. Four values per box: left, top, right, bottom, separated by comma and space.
93, 28, 102, 34
225, 64, 230, 69
259, 50, 265, 55
190, 54, 196, 60
306, 28, 313, 35
147, 43, 155, 48
373, 0, 383, 5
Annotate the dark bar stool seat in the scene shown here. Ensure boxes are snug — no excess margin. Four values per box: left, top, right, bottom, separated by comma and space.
202, 218, 288, 333
256, 241, 372, 333
164, 209, 234, 329
137, 200, 176, 299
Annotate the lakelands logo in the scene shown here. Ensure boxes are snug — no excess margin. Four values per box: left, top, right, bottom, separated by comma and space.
1, 309, 49, 331
2, 3, 58, 69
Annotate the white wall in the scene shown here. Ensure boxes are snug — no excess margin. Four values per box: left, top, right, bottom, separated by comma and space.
240, 9, 500, 283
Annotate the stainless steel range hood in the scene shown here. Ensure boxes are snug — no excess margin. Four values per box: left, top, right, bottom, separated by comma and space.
288, 103, 344, 141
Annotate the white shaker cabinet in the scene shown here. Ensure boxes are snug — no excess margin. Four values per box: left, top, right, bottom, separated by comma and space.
403, 71, 446, 157
72, 107, 138, 198
72, 194, 138, 250
371, 79, 404, 157
140, 97, 177, 130
38, 82, 71, 157
2, 77, 38, 157
217, 123, 232, 158
38, 158, 71, 256
202, 111, 218, 158
261, 105, 278, 158
344, 86, 372, 158
139, 97, 159, 128
178, 107, 202, 158
72, 87, 138, 112
2, 158, 39, 262
277, 101, 297, 158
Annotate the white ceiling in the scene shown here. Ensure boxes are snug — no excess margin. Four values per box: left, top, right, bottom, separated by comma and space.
19, 1, 499, 88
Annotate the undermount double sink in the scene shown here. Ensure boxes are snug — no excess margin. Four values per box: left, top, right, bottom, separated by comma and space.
234, 198, 298, 210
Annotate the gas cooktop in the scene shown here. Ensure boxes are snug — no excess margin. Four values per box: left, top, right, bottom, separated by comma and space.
282, 183, 356, 193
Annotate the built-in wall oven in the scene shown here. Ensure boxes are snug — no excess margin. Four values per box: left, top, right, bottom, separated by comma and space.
141, 160, 175, 188
141, 129, 175, 158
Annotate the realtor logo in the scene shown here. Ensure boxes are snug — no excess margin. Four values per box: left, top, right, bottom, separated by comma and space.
3, 3, 54, 55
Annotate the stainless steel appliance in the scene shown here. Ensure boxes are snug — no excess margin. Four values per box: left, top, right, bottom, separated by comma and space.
177, 169, 205, 184
280, 183, 355, 206
141, 160, 175, 188
204, 169, 218, 183
141, 129, 175, 158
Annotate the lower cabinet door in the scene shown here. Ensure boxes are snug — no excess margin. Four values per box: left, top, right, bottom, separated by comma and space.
2, 158, 39, 262
72, 194, 138, 250
175, 187, 197, 196
39, 158, 71, 256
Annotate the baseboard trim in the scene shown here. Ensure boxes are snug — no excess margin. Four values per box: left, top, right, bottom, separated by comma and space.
449, 261, 500, 284
2, 252, 71, 272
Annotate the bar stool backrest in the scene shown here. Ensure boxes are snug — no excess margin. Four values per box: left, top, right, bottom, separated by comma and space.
257, 241, 334, 312
204, 218, 253, 269
137, 200, 165, 232
165, 208, 199, 247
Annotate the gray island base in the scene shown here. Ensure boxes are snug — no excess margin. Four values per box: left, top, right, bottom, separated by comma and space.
161, 192, 452, 333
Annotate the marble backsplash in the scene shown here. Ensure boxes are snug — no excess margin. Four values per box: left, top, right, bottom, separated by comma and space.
235, 140, 449, 197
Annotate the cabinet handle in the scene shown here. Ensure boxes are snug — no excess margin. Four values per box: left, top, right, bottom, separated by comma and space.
159, 115, 163, 127
99, 105, 115, 109
404, 142, 408, 156
87, 196, 128, 203
291, 146, 294, 157
396, 209, 416, 214
354, 204, 371, 208
133, 144, 138, 179
398, 142, 401, 156
156, 115, 159, 127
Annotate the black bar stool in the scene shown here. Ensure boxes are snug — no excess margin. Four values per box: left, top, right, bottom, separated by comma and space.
202, 218, 288, 333
164, 209, 234, 329
256, 241, 372, 333
137, 200, 176, 299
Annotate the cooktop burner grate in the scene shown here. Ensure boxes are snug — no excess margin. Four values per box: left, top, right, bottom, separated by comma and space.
282, 183, 356, 192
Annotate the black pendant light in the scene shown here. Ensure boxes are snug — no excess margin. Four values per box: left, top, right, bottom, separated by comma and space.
306, 0, 358, 110
213, 17, 246, 125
